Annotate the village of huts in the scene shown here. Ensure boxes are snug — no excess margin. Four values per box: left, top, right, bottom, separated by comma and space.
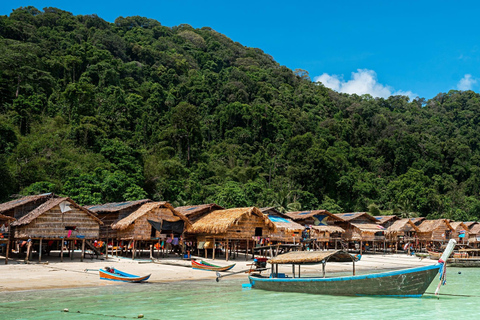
1, 193, 480, 264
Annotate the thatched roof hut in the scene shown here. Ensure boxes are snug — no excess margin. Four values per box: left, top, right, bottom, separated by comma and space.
468, 224, 480, 245
0, 193, 57, 220
175, 204, 224, 224
417, 219, 454, 242
191, 207, 276, 236
410, 217, 426, 225
10, 197, 102, 240
85, 199, 151, 239
464, 221, 478, 230
284, 210, 343, 226
111, 201, 191, 240
0, 213, 15, 222
374, 215, 400, 228
450, 221, 469, 241
260, 207, 304, 243
385, 218, 420, 241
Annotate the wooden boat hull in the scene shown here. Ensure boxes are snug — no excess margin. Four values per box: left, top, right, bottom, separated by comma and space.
191, 260, 235, 272
249, 264, 441, 297
99, 268, 151, 283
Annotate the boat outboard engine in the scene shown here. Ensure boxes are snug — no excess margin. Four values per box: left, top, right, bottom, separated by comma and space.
253, 258, 268, 269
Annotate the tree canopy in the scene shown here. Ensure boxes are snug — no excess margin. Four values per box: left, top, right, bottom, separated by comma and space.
1, 7, 480, 221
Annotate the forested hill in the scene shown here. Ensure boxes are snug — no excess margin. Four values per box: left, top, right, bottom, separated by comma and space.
1, 7, 480, 221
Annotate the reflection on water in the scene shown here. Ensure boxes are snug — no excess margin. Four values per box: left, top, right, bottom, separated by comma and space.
1, 268, 479, 320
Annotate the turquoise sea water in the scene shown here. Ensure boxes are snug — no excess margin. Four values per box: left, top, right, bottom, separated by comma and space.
1, 267, 479, 320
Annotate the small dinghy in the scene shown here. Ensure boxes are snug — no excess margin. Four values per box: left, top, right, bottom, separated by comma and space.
99, 267, 151, 283
191, 260, 235, 272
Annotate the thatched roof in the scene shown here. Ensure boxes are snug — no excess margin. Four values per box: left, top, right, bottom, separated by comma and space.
310, 225, 345, 233
11, 197, 102, 227
470, 224, 480, 234
266, 214, 304, 232
385, 219, 420, 235
0, 213, 15, 221
85, 199, 151, 213
335, 212, 378, 223
464, 221, 478, 230
0, 193, 56, 215
284, 210, 342, 222
260, 207, 283, 215
450, 221, 468, 231
410, 217, 426, 225
190, 207, 276, 234
351, 223, 385, 232
268, 250, 355, 265
374, 215, 400, 225
112, 202, 191, 230
418, 219, 453, 232
175, 204, 224, 218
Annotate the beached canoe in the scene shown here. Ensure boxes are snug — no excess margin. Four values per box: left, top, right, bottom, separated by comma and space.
99, 268, 151, 283
248, 239, 456, 297
191, 260, 235, 272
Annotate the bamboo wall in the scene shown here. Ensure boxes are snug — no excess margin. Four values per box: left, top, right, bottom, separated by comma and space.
13, 206, 100, 239
115, 208, 180, 240
269, 228, 301, 243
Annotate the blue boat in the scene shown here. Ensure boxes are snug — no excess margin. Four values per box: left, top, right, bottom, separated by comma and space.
99, 267, 151, 283
248, 239, 456, 297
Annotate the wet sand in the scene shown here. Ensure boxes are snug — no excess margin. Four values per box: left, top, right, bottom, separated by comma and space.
0, 253, 437, 292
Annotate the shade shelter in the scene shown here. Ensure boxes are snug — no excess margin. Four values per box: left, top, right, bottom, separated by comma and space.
85, 199, 151, 240
111, 201, 191, 259
175, 204, 224, 224
385, 219, 421, 252
9, 197, 102, 263
189, 207, 276, 261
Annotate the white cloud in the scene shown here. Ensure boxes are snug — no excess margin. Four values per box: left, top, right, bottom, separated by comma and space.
457, 74, 477, 91
314, 69, 418, 100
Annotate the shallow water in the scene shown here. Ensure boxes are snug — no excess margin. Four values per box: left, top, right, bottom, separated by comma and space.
1, 268, 479, 320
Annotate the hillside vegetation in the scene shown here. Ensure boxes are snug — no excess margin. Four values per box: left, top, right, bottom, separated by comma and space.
1, 7, 480, 221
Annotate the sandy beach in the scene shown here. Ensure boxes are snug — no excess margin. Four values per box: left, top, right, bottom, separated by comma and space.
0, 252, 437, 292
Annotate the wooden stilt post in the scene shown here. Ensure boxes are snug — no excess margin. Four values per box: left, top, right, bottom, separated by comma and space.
70, 240, 74, 260
360, 240, 363, 255
213, 238, 216, 260
226, 238, 229, 262
132, 240, 136, 260
25, 241, 32, 262
39, 238, 42, 262
81, 239, 85, 262
106, 238, 109, 259
150, 244, 153, 259
292, 264, 295, 278
246, 239, 249, 261
5, 238, 10, 265
60, 239, 64, 262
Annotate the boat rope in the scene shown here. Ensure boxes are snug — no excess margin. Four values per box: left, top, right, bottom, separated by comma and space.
434, 259, 447, 295
0, 305, 160, 319
425, 292, 480, 298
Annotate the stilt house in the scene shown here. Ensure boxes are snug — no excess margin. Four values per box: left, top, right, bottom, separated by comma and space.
9, 197, 102, 262
468, 223, 480, 248
334, 212, 385, 244
260, 207, 304, 243
85, 199, 151, 239
450, 221, 469, 243
417, 219, 454, 243
189, 207, 276, 261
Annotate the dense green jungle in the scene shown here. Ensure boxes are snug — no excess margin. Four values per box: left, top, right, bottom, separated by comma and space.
1, 7, 480, 221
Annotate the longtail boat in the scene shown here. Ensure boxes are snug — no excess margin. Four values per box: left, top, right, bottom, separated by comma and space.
99, 267, 151, 283
248, 239, 456, 297
191, 260, 235, 272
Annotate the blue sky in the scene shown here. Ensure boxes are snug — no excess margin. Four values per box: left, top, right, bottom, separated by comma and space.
2, 1, 480, 99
